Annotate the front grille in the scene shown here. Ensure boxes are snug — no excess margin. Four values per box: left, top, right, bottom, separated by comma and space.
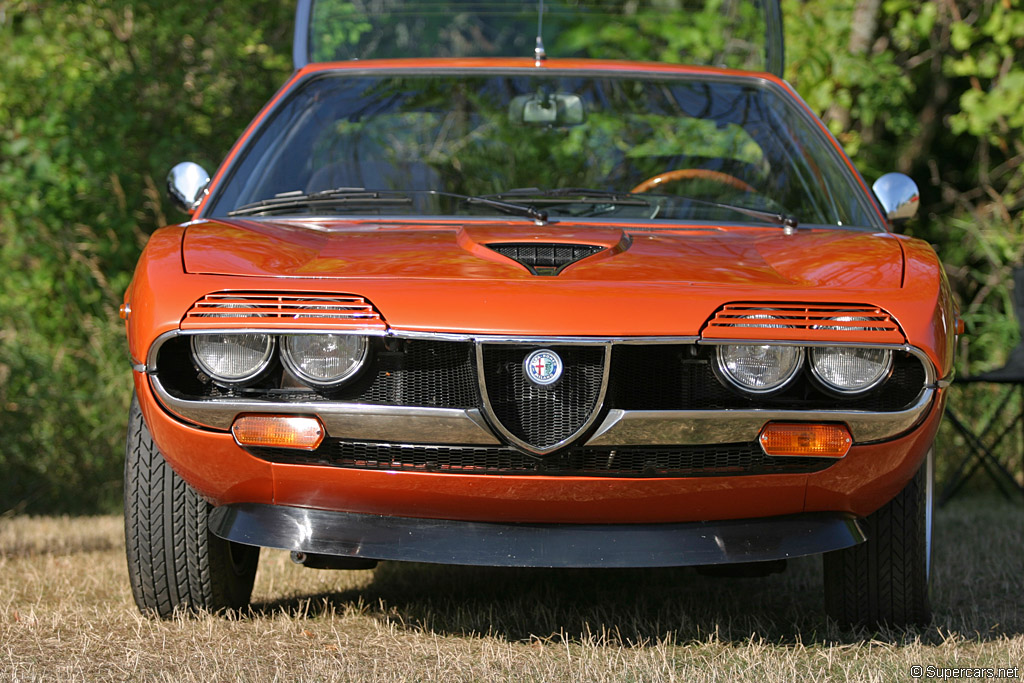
487, 243, 605, 275
250, 440, 833, 477
480, 345, 607, 450
159, 337, 924, 414
346, 340, 478, 407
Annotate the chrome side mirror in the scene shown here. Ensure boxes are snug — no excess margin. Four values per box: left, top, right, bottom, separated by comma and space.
872, 172, 919, 223
167, 161, 211, 214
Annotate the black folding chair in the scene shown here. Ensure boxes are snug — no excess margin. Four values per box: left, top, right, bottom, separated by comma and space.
941, 269, 1024, 505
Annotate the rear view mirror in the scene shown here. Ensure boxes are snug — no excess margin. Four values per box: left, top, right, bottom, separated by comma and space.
509, 92, 586, 127
167, 161, 211, 214
872, 172, 919, 224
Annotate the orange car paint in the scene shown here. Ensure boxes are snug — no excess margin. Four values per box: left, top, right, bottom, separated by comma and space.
135, 368, 945, 522
125, 59, 952, 530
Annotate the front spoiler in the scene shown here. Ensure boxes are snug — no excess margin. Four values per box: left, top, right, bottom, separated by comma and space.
209, 503, 865, 568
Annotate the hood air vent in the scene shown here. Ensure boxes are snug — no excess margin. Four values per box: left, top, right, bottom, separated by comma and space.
487, 243, 605, 276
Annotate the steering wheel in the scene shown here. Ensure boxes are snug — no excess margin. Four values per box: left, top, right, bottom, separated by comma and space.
630, 168, 756, 195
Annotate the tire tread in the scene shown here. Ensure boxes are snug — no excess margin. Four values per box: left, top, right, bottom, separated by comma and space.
124, 394, 257, 618
824, 462, 931, 627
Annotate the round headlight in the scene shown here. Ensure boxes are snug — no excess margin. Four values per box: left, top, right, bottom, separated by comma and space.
716, 344, 804, 394
281, 334, 369, 387
811, 346, 893, 394
191, 333, 275, 385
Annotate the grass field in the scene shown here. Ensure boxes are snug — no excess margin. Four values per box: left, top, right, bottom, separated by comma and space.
1, 497, 1022, 682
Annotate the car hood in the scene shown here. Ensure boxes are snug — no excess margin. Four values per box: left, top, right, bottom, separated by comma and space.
182, 218, 904, 290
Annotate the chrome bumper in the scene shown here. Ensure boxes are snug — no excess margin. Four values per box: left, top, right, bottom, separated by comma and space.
150, 374, 936, 447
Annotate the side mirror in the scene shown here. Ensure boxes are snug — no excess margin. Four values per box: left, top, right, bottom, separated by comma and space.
872, 172, 919, 224
167, 162, 211, 214
509, 92, 586, 127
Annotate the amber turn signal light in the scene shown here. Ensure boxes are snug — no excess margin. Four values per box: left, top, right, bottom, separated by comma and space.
231, 415, 325, 451
758, 423, 852, 458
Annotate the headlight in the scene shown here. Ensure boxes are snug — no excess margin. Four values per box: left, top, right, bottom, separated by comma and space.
191, 333, 275, 385
810, 346, 892, 394
281, 334, 369, 387
715, 344, 803, 394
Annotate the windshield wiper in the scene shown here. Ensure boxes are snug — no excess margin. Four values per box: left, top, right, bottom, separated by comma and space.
697, 200, 799, 229
483, 187, 798, 228
227, 188, 413, 217
457, 193, 548, 222
484, 187, 648, 205
227, 187, 548, 222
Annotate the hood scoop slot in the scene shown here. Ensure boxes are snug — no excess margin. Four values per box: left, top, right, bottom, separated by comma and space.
486, 243, 605, 276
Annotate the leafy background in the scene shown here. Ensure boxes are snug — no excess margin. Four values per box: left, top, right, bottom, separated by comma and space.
1, 0, 1022, 514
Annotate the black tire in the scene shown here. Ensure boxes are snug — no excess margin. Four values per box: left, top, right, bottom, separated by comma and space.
823, 452, 932, 628
124, 393, 259, 618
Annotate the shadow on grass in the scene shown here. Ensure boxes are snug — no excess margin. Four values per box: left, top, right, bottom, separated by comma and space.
249, 494, 1024, 646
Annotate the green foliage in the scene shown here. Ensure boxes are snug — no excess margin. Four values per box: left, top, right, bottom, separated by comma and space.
1, 0, 1022, 512
0, 1, 293, 513
783, 0, 1024, 480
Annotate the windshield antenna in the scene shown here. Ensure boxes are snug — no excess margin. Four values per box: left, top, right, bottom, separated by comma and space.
534, 0, 546, 67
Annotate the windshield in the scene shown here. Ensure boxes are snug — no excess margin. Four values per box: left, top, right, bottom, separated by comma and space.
205, 71, 880, 228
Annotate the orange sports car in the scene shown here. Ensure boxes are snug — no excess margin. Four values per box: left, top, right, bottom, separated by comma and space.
121, 0, 954, 627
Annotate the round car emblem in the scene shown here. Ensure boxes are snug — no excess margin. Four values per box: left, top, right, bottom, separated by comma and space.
524, 349, 563, 386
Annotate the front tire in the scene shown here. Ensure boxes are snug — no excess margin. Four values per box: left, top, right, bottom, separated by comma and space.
124, 393, 259, 618
823, 451, 933, 628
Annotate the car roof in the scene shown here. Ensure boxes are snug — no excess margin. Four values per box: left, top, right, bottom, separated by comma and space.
293, 0, 784, 77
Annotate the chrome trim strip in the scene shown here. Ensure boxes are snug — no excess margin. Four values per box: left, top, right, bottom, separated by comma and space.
586, 388, 936, 447
148, 328, 938, 385
149, 375, 501, 445
143, 329, 703, 372
147, 329, 940, 448
151, 377, 934, 448
475, 341, 613, 455
391, 330, 702, 345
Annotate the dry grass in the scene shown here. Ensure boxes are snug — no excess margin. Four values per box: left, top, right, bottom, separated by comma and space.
1, 497, 1022, 682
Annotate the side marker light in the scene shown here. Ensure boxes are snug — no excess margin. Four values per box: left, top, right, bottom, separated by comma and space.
759, 423, 852, 458
231, 415, 325, 451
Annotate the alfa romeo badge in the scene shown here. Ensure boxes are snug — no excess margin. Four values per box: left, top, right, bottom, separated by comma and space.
524, 348, 563, 386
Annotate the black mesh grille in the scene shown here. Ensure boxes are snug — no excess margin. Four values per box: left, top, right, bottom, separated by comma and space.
250, 440, 833, 477
345, 340, 478, 407
609, 345, 926, 411
487, 243, 604, 275
481, 345, 606, 450
157, 337, 925, 416
157, 338, 478, 408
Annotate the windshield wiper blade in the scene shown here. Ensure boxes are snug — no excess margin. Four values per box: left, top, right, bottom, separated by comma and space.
483, 187, 648, 205
227, 187, 548, 222
227, 188, 414, 217
456, 193, 548, 222
483, 187, 797, 227
697, 200, 799, 229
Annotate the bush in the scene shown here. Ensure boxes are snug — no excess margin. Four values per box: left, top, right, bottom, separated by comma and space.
0, 1, 292, 513
1, 0, 1021, 512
